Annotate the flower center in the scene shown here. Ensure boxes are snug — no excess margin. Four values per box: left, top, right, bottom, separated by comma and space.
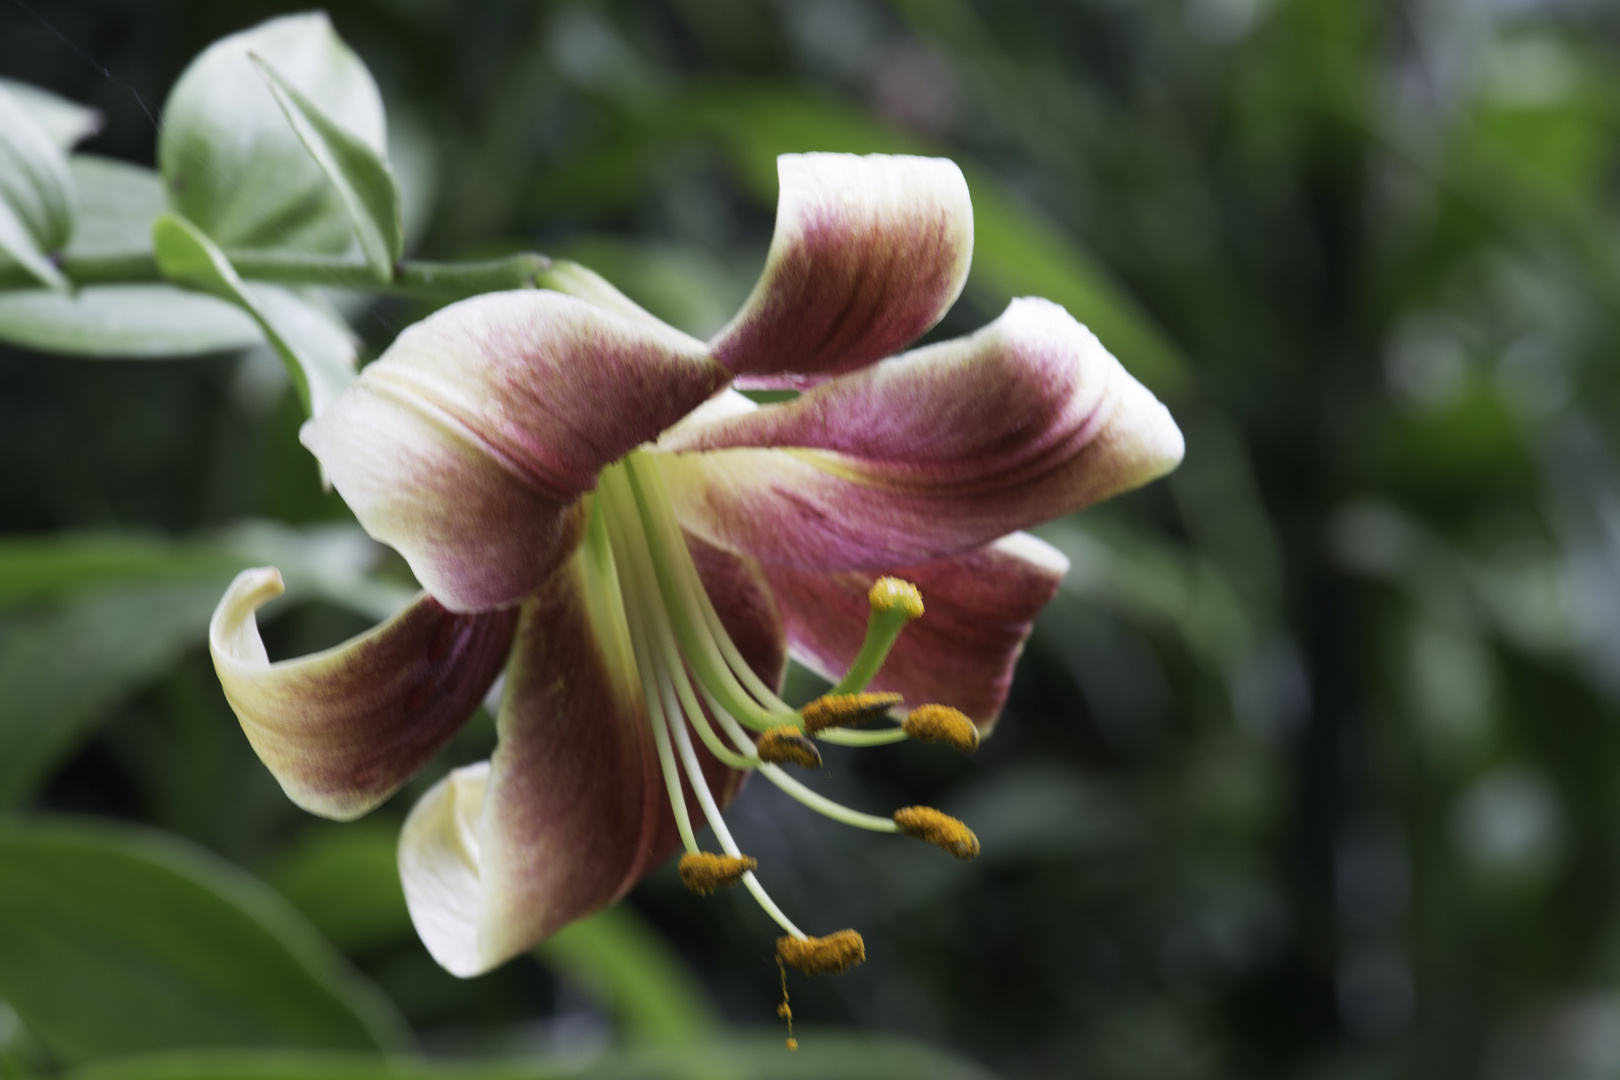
588, 450, 982, 1018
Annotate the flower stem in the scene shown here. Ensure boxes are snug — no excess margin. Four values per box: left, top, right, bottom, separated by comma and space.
0, 250, 555, 300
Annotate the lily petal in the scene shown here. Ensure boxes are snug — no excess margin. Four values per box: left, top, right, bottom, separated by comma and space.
662, 298, 1184, 572
302, 291, 731, 612
710, 153, 973, 380
397, 525, 782, 976
209, 567, 517, 821
763, 533, 1068, 731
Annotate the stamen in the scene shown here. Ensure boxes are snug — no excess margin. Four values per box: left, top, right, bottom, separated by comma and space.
894, 806, 981, 859
701, 684, 901, 834
828, 576, 924, 696
755, 726, 823, 769
777, 930, 866, 975
902, 704, 980, 753
679, 852, 757, 894
802, 692, 903, 734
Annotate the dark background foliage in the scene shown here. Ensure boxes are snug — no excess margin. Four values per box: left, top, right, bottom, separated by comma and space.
5, 0, 1620, 1077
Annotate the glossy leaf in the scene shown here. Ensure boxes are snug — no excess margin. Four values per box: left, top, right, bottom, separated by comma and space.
152, 213, 355, 415
0, 78, 101, 150
253, 56, 403, 281
0, 85, 74, 290
158, 13, 388, 255
0, 820, 407, 1061
0, 285, 261, 357
66, 156, 166, 258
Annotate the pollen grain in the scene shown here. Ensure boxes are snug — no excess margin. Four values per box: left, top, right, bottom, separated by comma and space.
678, 852, 757, 894
801, 692, 903, 734
777, 929, 867, 975
902, 704, 980, 753
756, 726, 823, 769
894, 806, 981, 860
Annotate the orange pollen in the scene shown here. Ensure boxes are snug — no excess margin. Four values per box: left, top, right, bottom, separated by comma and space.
800, 692, 903, 734
868, 577, 924, 620
755, 726, 823, 769
776, 929, 867, 975
677, 852, 757, 894
894, 806, 981, 860
901, 704, 980, 753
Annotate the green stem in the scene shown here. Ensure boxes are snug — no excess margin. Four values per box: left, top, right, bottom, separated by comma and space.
0, 249, 553, 299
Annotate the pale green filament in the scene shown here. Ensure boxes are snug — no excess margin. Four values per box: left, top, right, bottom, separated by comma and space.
598, 496, 698, 855
609, 472, 758, 771
628, 453, 795, 714
699, 683, 901, 835
610, 462, 785, 731
664, 673, 804, 940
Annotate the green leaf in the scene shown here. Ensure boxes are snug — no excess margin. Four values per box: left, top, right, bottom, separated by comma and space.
152, 214, 355, 415
66, 156, 166, 258
537, 905, 721, 1042
0, 526, 413, 805
0, 84, 75, 290
0, 819, 408, 1061
252, 56, 404, 281
268, 821, 720, 1041
66, 1036, 1002, 1080
0, 79, 101, 151
158, 13, 388, 256
0, 285, 261, 357
267, 824, 412, 956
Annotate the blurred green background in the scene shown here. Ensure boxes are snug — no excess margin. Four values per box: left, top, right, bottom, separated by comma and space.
6, 0, 1620, 1077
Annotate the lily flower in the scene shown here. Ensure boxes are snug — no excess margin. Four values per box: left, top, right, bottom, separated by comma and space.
209, 153, 1184, 980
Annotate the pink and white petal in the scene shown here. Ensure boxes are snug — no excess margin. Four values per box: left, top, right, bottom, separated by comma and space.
709, 153, 973, 380
302, 291, 731, 612
661, 298, 1184, 573
209, 567, 517, 822
399, 547, 662, 977
396, 532, 771, 977
762, 532, 1068, 731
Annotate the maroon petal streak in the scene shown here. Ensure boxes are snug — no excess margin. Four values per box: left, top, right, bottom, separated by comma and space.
709, 153, 973, 380
209, 567, 517, 821
396, 528, 782, 977
398, 546, 663, 977
302, 290, 731, 612
661, 298, 1184, 573
762, 533, 1067, 731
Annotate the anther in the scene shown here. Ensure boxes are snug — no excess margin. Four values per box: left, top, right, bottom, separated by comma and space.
868, 577, 924, 621
894, 806, 980, 860
902, 704, 980, 753
776, 929, 867, 975
801, 692, 903, 734
678, 852, 757, 894
756, 726, 823, 769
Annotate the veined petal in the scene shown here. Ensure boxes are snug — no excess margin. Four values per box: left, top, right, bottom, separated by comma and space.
397, 525, 778, 977
399, 550, 661, 977
209, 567, 517, 821
302, 291, 731, 612
709, 153, 972, 380
763, 533, 1067, 732
662, 298, 1184, 572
